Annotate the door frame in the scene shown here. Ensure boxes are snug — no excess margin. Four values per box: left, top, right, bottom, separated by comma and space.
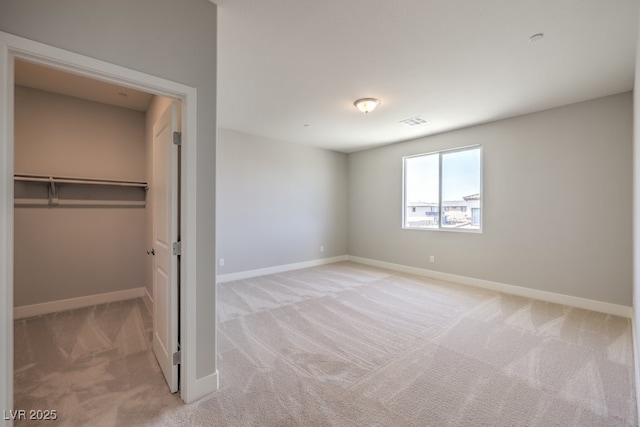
0, 31, 200, 412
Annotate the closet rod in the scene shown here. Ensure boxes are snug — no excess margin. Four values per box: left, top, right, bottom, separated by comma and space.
14, 173, 148, 189
14, 199, 146, 207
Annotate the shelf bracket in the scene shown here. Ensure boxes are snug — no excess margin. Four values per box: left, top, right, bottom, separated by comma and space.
48, 177, 59, 206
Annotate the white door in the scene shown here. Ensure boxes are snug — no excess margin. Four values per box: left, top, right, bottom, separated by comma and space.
152, 101, 179, 393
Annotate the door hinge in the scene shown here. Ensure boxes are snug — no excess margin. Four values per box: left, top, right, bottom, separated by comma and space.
173, 131, 182, 146
173, 350, 182, 366
173, 241, 182, 256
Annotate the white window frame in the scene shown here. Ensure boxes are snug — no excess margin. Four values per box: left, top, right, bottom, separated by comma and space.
402, 145, 483, 233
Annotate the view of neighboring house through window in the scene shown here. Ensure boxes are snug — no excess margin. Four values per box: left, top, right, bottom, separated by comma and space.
403, 145, 482, 231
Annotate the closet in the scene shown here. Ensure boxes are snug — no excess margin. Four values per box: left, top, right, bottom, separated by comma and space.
12, 61, 154, 312
10, 59, 183, 415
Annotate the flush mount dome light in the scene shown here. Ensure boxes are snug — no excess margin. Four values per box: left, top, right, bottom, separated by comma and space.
354, 98, 380, 114
529, 33, 544, 42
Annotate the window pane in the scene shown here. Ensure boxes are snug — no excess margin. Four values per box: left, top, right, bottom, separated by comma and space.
441, 148, 481, 230
404, 154, 439, 229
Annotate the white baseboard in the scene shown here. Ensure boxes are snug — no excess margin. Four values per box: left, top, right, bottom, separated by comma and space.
632, 311, 640, 424
194, 370, 219, 401
216, 255, 348, 283
348, 256, 633, 318
14, 287, 146, 319
183, 369, 219, 403
143, 286, 154, 314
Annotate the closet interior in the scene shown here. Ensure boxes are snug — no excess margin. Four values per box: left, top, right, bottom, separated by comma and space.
11, 60, 181, 413
12, 59, 158, 312
12, 58, 184, 312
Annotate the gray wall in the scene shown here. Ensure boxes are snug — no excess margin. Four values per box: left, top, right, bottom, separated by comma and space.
348, 92, 633, 306
14, 86, 146, 307
217, 129, 348, 274
0, 0, 217, 379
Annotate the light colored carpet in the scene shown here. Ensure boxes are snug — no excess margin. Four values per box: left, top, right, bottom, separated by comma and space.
14, 262, 638, 426
13, 298, 183, 426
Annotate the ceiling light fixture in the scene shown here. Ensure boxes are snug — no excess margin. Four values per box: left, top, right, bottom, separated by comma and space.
529, 33, 544, 42
354, 98, 380, 114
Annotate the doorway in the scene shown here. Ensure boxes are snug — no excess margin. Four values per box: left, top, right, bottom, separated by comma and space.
12, 56, 181, 396
0, 32, 202, 414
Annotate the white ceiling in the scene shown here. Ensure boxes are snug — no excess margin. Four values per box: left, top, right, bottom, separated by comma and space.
13, 2, 638, 153
216, 0, 638, 153
14, 60, 153, 112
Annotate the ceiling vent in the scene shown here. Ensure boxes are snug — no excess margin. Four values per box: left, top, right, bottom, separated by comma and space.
400, 116, 428, 127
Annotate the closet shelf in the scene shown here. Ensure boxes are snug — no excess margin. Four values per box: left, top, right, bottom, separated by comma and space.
14, 173, 148, 189
14, 199, 146, 207
14, 173, 148, 208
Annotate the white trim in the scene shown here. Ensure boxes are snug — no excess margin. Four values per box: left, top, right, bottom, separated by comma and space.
143, 286, 154, 315
632, 311, 640, 424
216, 255, 349, 283
179, 85, 203, 403
195, 370, 219, 400
348, 256, 633, 318
402, 145, 483, 234
0, 31, 202, 414
0, 39, 13, 427
14, 288, 145, 319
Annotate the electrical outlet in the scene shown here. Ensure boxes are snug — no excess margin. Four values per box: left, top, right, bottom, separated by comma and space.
219, 258, 225, 267
320, 246, 324, 253
429, 255, 435, 263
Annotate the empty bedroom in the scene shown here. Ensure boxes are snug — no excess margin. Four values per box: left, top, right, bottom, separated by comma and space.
2, 0, 640, 426
215, 0, 640, 425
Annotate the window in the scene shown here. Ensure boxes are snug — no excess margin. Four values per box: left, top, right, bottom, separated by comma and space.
403, 145, 482, 231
